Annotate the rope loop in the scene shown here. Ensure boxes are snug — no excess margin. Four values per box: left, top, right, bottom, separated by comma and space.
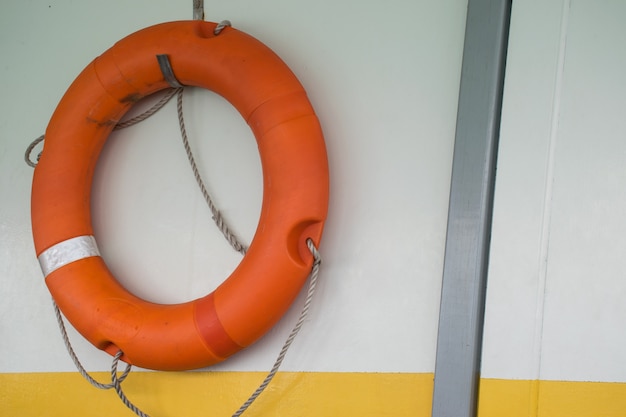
214, 20, 231, 35
24, 135, 45, 168
111, 351, 151, 417
53, 238, 322, 417
114, 88, 180, 130
231, 238, 322, 417
25, 89, 179, 168
53, 301, 132, 390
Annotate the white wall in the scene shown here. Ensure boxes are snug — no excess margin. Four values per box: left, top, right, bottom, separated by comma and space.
483, 0, 626, 383
0, 0, 467, 373
4, 0, 625, 390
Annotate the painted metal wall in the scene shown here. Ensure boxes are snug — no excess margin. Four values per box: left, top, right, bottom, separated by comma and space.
479, 1, 626, 415
1, 0, 465, 397
5, 0, 625, 415
484, 0, 626, 384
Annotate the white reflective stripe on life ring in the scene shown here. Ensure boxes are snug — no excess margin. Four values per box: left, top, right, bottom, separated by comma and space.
38, 235, 100, 278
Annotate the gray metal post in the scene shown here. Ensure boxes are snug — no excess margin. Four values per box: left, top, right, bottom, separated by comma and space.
432, 1, 511, 416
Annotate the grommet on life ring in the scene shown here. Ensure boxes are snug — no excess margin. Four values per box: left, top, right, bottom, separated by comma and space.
30, 21, 329, 371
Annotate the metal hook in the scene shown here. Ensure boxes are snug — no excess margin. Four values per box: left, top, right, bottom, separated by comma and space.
156, 55, 184, 88
193, 0, 204, 20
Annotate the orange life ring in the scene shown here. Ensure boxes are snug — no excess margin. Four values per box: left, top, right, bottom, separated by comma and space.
31, 21, 329, 371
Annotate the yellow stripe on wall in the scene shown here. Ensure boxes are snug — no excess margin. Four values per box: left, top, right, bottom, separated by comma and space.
0, 372, 434, 416
478, 378, 626, 417
4, 372, 626, 416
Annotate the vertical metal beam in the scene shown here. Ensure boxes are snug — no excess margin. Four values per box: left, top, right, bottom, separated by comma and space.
432, 1, 511, 416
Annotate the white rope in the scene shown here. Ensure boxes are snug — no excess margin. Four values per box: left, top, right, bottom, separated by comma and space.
53, 300, 132, 390
214, 20, 231, 35
24, 135, 44, 167
56, 302, 148, 416
176, 88, 248, 255
232, 238, 322, 417
52, 239, 322, 417
111, 351, 151, 417
24, 89, 179, 168
114, 88, 180, 130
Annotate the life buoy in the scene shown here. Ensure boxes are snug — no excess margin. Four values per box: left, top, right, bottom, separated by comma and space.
31, 21, 329, 371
